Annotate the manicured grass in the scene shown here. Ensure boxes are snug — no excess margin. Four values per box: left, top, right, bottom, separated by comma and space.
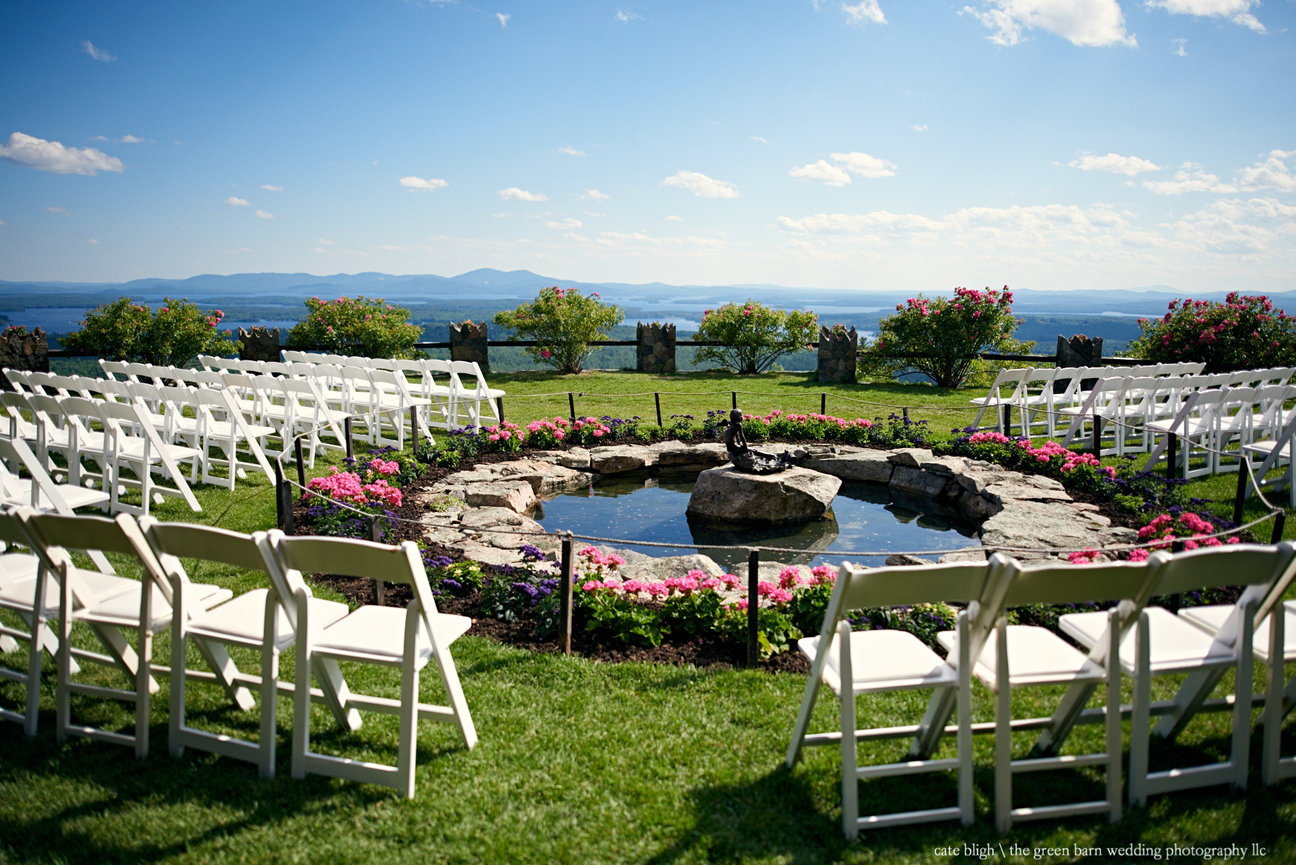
1, 372, 1294, 864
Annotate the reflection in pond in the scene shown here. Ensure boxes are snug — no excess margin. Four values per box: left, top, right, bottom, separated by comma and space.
532, 471, 980, 571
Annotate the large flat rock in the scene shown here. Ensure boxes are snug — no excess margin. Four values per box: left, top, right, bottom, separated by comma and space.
686, 465, 841, 524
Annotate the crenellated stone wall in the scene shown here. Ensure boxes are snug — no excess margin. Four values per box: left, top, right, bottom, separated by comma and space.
636, 322, 676, 374
238, 327, 282, 362
451, 321, 490, 374
0, 327, 49, 389
817, 326, 857, 384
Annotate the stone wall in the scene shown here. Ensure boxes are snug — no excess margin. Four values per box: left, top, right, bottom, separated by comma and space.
238, 327, 282, 362
636, 322, 676, 374
1056, 334, 1103, 368
817, 326, 857, 384
451, 321, 490, 374
0, 327, 48, 389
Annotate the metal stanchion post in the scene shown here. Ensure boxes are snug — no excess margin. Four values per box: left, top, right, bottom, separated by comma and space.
560, 533, 574, 655
746, 549, 760, 667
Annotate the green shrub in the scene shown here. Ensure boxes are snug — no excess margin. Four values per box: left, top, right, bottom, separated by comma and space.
285, 295, 422, 358
859, 286, 1031, 388
61, 296, 239, 366
693, 300, 818, 374
494, 287, 623, 374
1127, 292, 1296, 373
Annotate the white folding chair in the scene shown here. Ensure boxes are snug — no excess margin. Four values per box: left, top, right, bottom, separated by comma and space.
0, 435, 110, 514
22, 509, 234, 755
785, 556, 1011, 836
447, 360, 503, 430
188, 388, 278, 488
364, 367, 434, 449
1060, 376, 1131, 456
143, 518, 352, 778
968, 368, 1031, 436
99, 359, 132, 381
261, 531, 477, 798
1142, 388, 1228, 478
1243, 410, 1296, 509
275, 376, 349, 466
406, 358, 456, 430
1059, 542, 1296, 806
93, 398, 203, 515
939, 553, 1168, 831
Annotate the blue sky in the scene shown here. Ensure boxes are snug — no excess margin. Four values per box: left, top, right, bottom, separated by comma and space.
1, 0, 1293, 295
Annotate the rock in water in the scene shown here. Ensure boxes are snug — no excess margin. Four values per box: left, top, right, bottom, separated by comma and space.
687, 465, 841, 524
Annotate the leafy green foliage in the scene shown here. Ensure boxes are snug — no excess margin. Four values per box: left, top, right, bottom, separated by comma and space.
494, 286, 624, 374
859, 286, 1032, 388
61, 296, 239, 366
285, 295, 422, 358
1127, 292, 1296, 373
693, 300, 818, 374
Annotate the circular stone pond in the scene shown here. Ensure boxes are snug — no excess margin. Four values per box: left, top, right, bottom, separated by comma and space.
415, 441, 1137, 581
532, 471, 979, 571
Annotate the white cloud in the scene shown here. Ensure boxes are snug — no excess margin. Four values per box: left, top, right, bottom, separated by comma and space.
400, 175, 448, 191
1173, 37, 1188, 56
616, 9, 641, 22
82, 40, 116, 62
226, 196, 250, 206
86, 238, 99, 245
496, 12, 509, 27
558, 146, 587, 157
790, 159, 852, 186
911, 124, 929, 132
261, 184, 284, 192
1237, 150, 1296, 193
961, 0, 1136, 47
1164, 197, 1296, 254
580, 188, 610, 201
661, 170, 740, 198
750, 135, 768, 144
1146, 0, 1265, 32
498, 186, 547, 201
0, 132, 124, 176
119, 134, 145, 144
665, 214, 685, 222
842, 1, 886, 25
832, 151, 896, 178
1069, 152, 1162, 176
45, 206, 70, 216
255, 209, 275, 220
546, 217, 583, 230
1142, 163, 1237, 195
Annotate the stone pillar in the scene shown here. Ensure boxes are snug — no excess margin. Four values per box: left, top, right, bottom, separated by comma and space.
0, 327, 49, 390
817, 326, 858, 384
238, 327, 282, 362
450, 320, 490, 374
1056, 334, 1104, 368
636, 322, 676, 374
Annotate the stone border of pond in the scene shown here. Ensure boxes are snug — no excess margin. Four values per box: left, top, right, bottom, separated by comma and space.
410, 441, 1137, 581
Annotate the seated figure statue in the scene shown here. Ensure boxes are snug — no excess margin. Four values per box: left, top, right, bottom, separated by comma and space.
722, 408, 804, 474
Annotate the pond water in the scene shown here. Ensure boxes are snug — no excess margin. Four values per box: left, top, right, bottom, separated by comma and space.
533, 472, 981, 572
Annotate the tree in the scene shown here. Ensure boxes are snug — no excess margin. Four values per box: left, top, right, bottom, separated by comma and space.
61, 297, 239, 366
286, 296, 422, 358
859, 286, 1030, 388
494, 286, 623, 374
693, 300, 818, 374
1127, 293, 1296, 373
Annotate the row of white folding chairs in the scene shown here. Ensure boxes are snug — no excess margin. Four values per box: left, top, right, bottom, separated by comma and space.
787, 541, 1296, 836
970, 363, 1296, 440
5, 369, 277, 493
0, 387, 201, 516
0, 506, 477, 797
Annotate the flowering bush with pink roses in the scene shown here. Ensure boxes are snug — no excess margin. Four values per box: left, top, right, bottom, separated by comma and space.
494, 286, 623, 373
859, 285, 1032, 388
693, 300, 818, 374
285, 295, 421, 358
62, 296, 238, 366
1128, 292, 1296, 373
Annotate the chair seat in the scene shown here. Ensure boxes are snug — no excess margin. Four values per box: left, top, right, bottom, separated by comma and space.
0, 551, 40, 587
186, 588, 350, 648
0, 567, 138, 616
314, 606, 472, 664
80, 580, 233, 628
798, 628, 955, 694
1178, 602, 1296, 663
1061, 606, 1236, 674
2, 478, 111, 512
937, 625, 1105, 689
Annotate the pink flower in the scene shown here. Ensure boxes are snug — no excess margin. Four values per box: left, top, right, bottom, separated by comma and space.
540, 349, 551, 359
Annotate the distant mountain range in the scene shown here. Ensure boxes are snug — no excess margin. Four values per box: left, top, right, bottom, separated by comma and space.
1, 268, 1281, 319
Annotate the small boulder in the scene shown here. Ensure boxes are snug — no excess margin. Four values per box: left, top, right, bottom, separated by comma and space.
687, 465, 841, 524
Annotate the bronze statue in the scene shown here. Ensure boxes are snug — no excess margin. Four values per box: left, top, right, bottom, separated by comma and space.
722, 408, 803, 474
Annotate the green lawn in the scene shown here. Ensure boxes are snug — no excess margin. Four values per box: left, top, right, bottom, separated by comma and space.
2, 371, 1294, 865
